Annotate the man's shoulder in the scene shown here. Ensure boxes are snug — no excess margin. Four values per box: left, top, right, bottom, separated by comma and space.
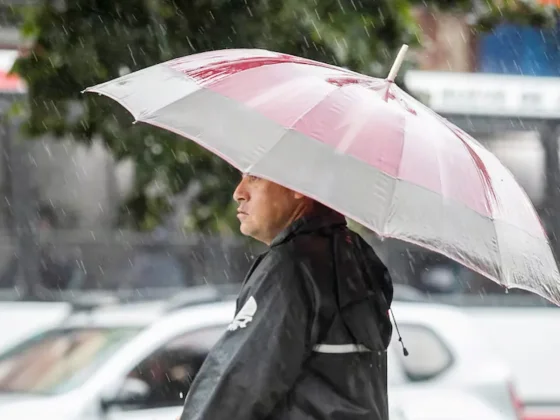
257, 244, 304, 278
240, 245, 318, 311
265, 233, 336, 288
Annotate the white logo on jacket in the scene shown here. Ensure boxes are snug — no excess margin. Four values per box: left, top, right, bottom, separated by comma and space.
227, 296, 257, 331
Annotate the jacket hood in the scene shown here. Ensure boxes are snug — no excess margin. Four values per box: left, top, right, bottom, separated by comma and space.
270, 205, 346, 246
272, 207, 393, 350
333, 227, 394, 350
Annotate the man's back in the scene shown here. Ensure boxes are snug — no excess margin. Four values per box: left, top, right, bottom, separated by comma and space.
181, 210, 393, 420
265, 211, 393, 419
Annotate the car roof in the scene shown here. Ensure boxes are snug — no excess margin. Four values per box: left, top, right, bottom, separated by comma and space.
59, 285, 463, 331
61, 284, 239, 329
391, 300, 471, 326
390, 386, 508, 420
46, 287, 505, 371
63, 300, 168, 328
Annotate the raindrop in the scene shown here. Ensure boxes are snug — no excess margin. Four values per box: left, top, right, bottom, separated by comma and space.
127, 45, 137, 66
119, 66, 130, 76
144, 136, 155, 147
337, 0, 345, 13
151, 144, 163, 155
176, 151, 189, 164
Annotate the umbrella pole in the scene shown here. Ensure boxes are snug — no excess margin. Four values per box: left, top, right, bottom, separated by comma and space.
387, 44, 409, 83
383, 44, 409, 102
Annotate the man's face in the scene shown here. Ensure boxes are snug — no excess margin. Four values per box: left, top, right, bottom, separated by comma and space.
233, 175, 305, 244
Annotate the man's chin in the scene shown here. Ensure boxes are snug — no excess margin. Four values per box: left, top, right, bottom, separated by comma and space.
239, 222, 251, 237
239, 223, 262, 242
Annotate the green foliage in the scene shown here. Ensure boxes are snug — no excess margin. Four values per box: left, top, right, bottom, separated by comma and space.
10, 0, 556, 232
474, 0, 559, 32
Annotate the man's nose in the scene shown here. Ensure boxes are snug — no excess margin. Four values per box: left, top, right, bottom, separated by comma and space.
233, 180, 247, 203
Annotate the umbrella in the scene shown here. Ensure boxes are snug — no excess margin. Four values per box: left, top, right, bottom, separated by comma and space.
84, 46, 560, 305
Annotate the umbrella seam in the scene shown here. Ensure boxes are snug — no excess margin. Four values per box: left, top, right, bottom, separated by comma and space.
491, 218, 506, 287
377, 106, 406, 235
245, 84, 350, 173
397, 87, 498, 216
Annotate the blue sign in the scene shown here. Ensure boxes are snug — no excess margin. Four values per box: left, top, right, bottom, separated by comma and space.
478, 22, 560, 76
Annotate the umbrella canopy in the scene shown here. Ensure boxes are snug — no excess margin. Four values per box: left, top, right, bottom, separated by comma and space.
84, 47, 560, 305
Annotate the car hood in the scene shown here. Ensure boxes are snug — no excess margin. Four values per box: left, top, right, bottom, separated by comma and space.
0, 393, 82, 420
390, 386, 509, 420
465, 307, 560, 403
0, 302, 72, 353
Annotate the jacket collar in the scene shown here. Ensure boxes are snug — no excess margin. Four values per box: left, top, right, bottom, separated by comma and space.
270, 206, 347, 247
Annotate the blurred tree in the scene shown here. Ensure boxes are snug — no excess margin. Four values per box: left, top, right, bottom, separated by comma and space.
10, 0, 557, 232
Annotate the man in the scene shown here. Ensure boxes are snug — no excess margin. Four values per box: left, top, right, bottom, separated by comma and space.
179, 174, 394, 420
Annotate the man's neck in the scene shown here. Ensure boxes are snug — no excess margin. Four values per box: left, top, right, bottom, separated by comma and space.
286, 202, 313, 227
262, 202, 313, 246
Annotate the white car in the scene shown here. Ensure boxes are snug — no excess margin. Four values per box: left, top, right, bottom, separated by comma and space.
389, 301, 522, 420
390, 387, 511, 420
0, 301, 72, 353
0, 288, 518, 420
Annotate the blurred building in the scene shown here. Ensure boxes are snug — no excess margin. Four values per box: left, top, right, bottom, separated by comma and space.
412, 2, 560, 74
411, 8, 476, 73
0, 3, 134, 233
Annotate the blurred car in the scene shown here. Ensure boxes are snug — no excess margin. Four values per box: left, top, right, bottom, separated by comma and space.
389, 300, 523, 420
464, 306, 560, 420
0, 285, 414, 353
0, 286, 519, 420
390, 387, 511, 420
0, 301, 72, 353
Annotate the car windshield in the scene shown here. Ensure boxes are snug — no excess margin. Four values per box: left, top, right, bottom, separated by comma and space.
0, 326, 140, 395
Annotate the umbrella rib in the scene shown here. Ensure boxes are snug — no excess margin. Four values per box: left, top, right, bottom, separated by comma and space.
396, 88, 508, 283
491, 220, 507, 288
439, 124, 506, 280
397, 87, 498, 215
376, 93, 407, 236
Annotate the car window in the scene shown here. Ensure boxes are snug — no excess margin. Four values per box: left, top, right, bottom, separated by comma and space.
0, 327, 140, 395
395, 324, 453, 381
114, 325, 226, 410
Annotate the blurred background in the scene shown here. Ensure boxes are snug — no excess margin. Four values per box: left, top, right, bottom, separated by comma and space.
0, 1, 558, 420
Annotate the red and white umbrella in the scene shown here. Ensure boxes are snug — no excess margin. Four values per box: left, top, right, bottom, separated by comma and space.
84, 46, 560, 305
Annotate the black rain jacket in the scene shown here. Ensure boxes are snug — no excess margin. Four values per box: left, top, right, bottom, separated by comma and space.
180, 208, 393, 420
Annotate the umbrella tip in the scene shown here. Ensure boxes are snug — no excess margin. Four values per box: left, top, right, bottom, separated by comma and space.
386, 44, 409, 83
